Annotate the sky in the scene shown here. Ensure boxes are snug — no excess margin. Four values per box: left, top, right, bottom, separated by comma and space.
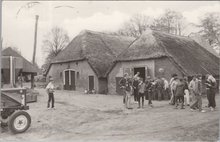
2, 1, 220, 67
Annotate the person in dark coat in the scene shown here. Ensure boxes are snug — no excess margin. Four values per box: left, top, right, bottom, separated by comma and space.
174, 78, 185, 109
155, 78, 164, 101
119, 73, 129, 104
132, 77, 139, 102
205, 74, 217, 111
137, 78, 145, 108
145, 78, 154, 107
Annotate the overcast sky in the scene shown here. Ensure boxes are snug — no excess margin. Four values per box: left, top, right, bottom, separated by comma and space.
2, 1, 220, 67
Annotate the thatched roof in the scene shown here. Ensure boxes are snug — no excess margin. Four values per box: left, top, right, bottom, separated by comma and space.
48, 30, 135, 78
117, 30, 219, 76
2, 47, 38, 74
189, 33, 219, 58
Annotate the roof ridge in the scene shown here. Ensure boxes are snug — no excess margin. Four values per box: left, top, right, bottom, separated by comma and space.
153, 30, 192, 40
80, 29, 136, 39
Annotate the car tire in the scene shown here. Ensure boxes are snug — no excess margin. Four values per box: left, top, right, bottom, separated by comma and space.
8, 110, 31, 134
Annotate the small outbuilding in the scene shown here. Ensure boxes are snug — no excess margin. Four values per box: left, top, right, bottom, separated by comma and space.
1, 47, 38, 87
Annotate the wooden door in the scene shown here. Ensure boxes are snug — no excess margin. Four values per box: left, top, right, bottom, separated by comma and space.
64, 70, 70, 90
89, 76, 94, 91
70, 70, 75, 90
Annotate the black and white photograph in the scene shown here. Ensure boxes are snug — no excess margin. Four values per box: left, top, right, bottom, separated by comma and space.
0, 1, 219, 141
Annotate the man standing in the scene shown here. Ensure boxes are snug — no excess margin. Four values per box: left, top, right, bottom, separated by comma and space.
183, 77, 190, 106
46, 77, 55, 109
155, 77, 164, 101
124, 77, 133, 109
205, 74, 217, 111
190, 75, 205, 112
132, 77, 139, 102
162, 78, 169, 100
169, 74, 178, 105
119, 73, 128, 105
174, 78, 185, 109
138, 78, 145, 108
145, 78, 154, 107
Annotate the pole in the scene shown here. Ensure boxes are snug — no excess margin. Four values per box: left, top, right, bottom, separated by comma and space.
32, 15, 39, 65
31, 15, 39, 89
0, 0, 2, 130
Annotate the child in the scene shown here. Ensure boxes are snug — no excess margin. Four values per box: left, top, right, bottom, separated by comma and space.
46, 77, 55, 109
138, 78, 145, 108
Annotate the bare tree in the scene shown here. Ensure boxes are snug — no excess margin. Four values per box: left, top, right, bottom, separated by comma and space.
42, 27, 70, 73
116, 14, 153, 38
197, 12, 220, 46
151, 9, 186, 35
42, 27, 70, 64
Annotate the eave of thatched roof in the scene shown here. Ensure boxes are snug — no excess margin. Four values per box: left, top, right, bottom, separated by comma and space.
48, 30, 135, 78
2, 47, 38, 74
117, 30, 219, 76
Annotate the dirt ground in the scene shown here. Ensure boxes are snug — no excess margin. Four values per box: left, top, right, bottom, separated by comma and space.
1, 89, 219, 142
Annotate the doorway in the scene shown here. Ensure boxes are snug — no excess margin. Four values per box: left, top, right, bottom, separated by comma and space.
134, 67, 145, 81
64, 70, 76, 90
89, 76, 94, 91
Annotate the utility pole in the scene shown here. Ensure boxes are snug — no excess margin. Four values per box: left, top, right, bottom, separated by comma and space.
0, 0, 2, 131
32, 15, 39, 65
31, 15, 39, 89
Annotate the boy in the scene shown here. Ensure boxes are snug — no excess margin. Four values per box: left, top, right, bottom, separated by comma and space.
46, 77, 55, 109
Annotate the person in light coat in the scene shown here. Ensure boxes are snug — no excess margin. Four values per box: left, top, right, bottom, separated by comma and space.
46, 77, 55, 109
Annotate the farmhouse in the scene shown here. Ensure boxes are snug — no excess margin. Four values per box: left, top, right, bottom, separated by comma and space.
108, 30, 219, 95
46, 29, 219, 95
46, 30, 135, 94
1, 47, 38, 86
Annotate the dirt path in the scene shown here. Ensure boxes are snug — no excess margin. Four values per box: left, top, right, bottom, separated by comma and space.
1, 89, 219, 142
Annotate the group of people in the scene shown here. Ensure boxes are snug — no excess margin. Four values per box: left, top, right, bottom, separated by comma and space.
169, 73, 217, 112
119, 72, 157, 109
119, 72, 217, 112
46, 72, 217, 112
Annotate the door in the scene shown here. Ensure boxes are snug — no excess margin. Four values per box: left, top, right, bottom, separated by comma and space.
89, 76, 94, 91
70, 70, 75, 90
134, 67, 146, 81
64, 70, 76, 90
64, 70, 69, 90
